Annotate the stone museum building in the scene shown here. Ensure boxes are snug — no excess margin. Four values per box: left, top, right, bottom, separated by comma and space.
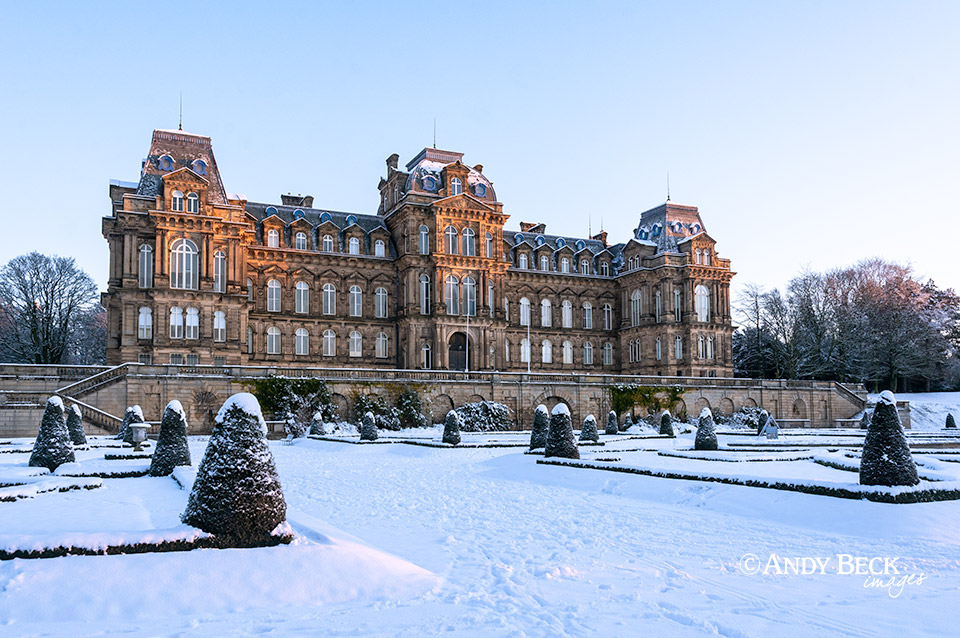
102, 128, 735, 377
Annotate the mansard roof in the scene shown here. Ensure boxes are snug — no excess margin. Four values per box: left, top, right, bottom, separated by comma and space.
245, 202, 388, 235
633, 201, 706, 255
136, 129, 228, 204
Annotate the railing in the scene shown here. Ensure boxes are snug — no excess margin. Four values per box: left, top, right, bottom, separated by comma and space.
832, 382, 866, 410
0, 364, 110, 380
56, 363, 133, 398
55, 394, 123, 434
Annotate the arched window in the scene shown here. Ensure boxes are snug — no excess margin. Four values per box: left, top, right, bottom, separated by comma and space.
138, 307, 152, 339
656, 337, 662, 361
486, 232, 493, 258
695, 285, 710, 322
600, 262, 610, 276
698, 335, 705, 359
322, 330, 336, 356
170, 238, 198, 290
520, 338, 531, 363
295, 232, 308, 250
186, 193, 199, 214
603, 342, 613, 366
349, 331, 362, 357
171, 190, 184, 212
213, 250, 226, 293
348, 237, 360, 255
462, 277, 476, 316
450, 177, 462, 195
540, 299, 552, 327
185, 307, 199, 340
707, 336, 715, 359
213, 311, 226, 342
444, 275, 460, 315
267, 326, 281, 354
603, 304, 613, 330
169, 306, 183, 339
421, 343, 432, 369
267, 229, 280, 248
580, 259, 590, 275
519, 297, 530, 326
635, 340, 641, 362
419, 225, 430, 254
295, 328, 309, 355
562, 340, 573, 364
518, 253, 528, 269
323, 283, 336, 315
349, 285, 362, 317
583, 342, 594, 365
542, 340, 553, 363
562, 301, 572, 328
631, 289, 642, 326
419, 274, 431, 315
267, 279, 281, 312
375, 239, 385, 257
246, 278, 254, 301
462, 228, 476, 256
561, 258, 570, 273
444, 226, 458, 255
487, 282, 495, 317
322, 235, 334, 252
695, 249, 702, 265
583, 302, 593, 329
138, 245, 153, 288
655, 290, 662, 323
295, 281, 309, 314
540, 254, 550, 271
674, 288, 682, 322
375, 287, 388, 318
704, 249, 712, 266
629, 340, 635, 363
376, 332, 388, 358
675, 335, 683, 360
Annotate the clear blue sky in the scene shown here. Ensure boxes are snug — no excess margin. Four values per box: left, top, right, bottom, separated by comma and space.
1, 1, 957, 300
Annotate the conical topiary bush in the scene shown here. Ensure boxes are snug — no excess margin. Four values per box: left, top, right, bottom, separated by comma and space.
149, 400, 192, 476
181, 393, 286, 543
530, 404, 549, 450
579, 414, 599, 443
755, 410, 769, 436
116, 405, 144, 442
66, 404, 87, 446
860, 391, 919, 487
946, 413, 956, 429
660, 411, 675, 437
694, 407, 718, 451
545, 403, 579, 459
860, 410, 871, 430
360, 411, 378, 441
29, 396, 75, 471
605, 410, 618, 435
442, 410, 462, 445
621, 413, 633, 432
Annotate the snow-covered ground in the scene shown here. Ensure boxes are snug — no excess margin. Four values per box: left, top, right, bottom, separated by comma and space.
2, 432, 960, 637
888, 392, 960, 431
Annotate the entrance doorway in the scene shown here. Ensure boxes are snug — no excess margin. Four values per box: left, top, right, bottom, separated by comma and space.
449, 332, 467, 370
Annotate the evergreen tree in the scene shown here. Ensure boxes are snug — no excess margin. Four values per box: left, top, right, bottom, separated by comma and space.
529, 404, 549, 450
621, 413, 633, 432
946, 413, 956, 429
149, 400, 192, 476
28, 396, 75, 471
860, 410, 871, 430
360, 411, 379, 441
545, 403, 580, 459
116, 405, 144, 442
181, 393, 286, 543
755, 410, 769, 436
442, 410, 462, 445
659, 411, 675, 437
65, 403, 87, 446
860, 391, 919, 487
695, 408, 719, 451
396, 388, 428, 429
605, 410, 618, 435
579, 414, 599, 443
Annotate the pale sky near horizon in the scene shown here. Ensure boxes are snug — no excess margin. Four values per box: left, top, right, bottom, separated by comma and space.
1, 1, 957, 302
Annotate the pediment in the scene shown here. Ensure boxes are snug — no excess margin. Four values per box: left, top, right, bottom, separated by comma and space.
262, 213, 284, 226
431, 193, 493, 211
287, 217, 313, 231
319, 268, 341, 280
162, 167, 209, 186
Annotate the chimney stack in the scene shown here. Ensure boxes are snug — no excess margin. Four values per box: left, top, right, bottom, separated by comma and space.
592, 230, 608, 247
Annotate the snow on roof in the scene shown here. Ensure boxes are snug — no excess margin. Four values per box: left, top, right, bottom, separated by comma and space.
217, 392, 267, 434
109, 179, 139, 189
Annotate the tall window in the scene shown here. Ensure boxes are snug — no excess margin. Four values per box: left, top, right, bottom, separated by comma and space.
376, 332, 388, 358
138, 245, 153, 288
541, 299, 552, 327
349, 331, 362, 357
171, 190, 184, 212
486, 232, 493, 258
349, 286, 362, 317
322, 235, 334, 252
419, 225, 430, 254
444, 275, 460, 315
542, 340, 552, 363
267, 327, 281, 354
375, 240, 385, 257
267, 279, 281, 312
186, 193, 199, 214
540, 255, 549, 271
444, 226, 458, 255
213, 311, 226, 342
674, 288, 682, 322
247, 326, 253, 354
603, 342, 613, 366
583, 342, 593, 365
695, 285, 710, 322
323, 330, 336, 356
267, 229, 280, 248
488, 283, 495, 317
169, 306, 183, 339
421, 343, 432, 369
247, 278, 254, 301
213, 250, 226, 293
600, 262, 609, 276
562, 341, 573, 364
462, 228, 476, 256
698, 335, 705, 359
675, 335, 683, 360
561, 301, 572, 328
295, 328, 309, 355
170, 238, 198, 290
696, 249, 703, 265
580, 259, 590, 275
420, 274, 431, 315
295, 281, 309, 314
349, 237, 360, 255
707, 336, 714, 359
323, 283, 336, 315
185, 307, 199, 339
704, 249, 712, 266
450, 177, 462, 195
463, 277, 476, 316
631, 290, 642, 326
656, 337, 662, 361
655, 290, 662, 323
360, 287, 380, 320
520, 297, 530, 326
295, 232, 308, 250
518, 253, 528, 269
520, 338, 530, 363
583, 302, 593, 329
603, 304, 613, 330
561, 258, 570, 273
138, 307, 152, 339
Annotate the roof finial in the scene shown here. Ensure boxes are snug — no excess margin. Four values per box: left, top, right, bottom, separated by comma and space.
666, 172, 671, 201
433, 118, 437, 149
588, 215, 592, 237
178, 92, 183, 131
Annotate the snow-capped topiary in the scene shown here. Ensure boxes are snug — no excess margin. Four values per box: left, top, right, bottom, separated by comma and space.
442, 410, 462, 445
116, 405, 144, 443
659, 411, 675, 437
860, 391, 919, 487
545, 403, 579, 459
181, 393, 286, 543
755, 410, 769, 436
621, 413, 633, 432
579, 414, 599, 443
455, 401, 512, 432
605, 410, 618, 435
946, 413, 956, 429
530, 404, 549, 450
360, 411, 378, 441
149, 400, 192, 476
695, 407, 718, 451
860, 410, 871, 430
29, 396, 75, 471
65, 404, 87, 446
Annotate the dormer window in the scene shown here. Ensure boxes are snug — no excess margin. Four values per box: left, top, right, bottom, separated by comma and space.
600, 262, 609, 276
295, 232, 308, 250
159, 155, 174, 171
322, 235, 334, 252
474, 183, 486, 197
580, 259, 590, 275
346, 215, 357, 226
192, 159, 207, 175
695, 249, 702, 264
518, 253, 528, 269
423, 175, 437, 192
450, 177, 462, 196
652, 224, 662, 237
561, 258, 570, 273
319, 212, 332, 223
267, 229, 280, 248
349, 237, 361, 255
375, 239, 385, 257
293, 209, 305, 220
186, 192, 199, 214
171, 190, 184, 212
540, 255, 550, 271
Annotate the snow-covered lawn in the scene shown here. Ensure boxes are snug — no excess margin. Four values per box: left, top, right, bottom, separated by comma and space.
891, 392, 960, 430
2, 431, 960, 636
